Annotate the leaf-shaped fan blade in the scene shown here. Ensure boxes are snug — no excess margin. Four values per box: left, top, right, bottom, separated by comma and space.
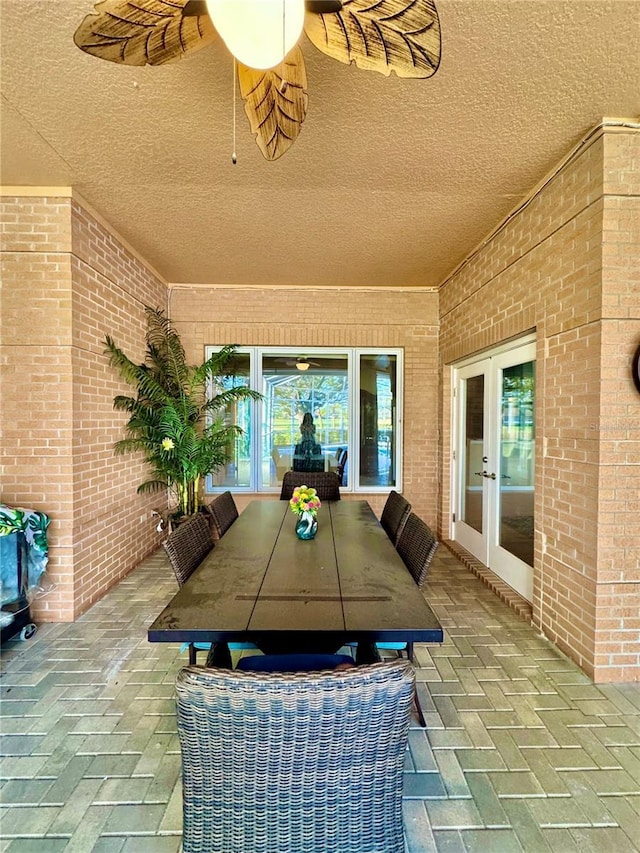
304, 0, 441, 78
237, 47, 308, 162
73, 0, 216, 66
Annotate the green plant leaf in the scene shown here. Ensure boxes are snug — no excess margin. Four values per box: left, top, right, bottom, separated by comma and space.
104, 307, 263, 517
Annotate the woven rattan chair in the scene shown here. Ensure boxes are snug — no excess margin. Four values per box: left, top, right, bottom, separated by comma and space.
380, 490, 411, 545
175, 660, 414, 853
349, 491, 413, 665
279, 470, 341, 502
205, 490, 238, 539
347, 491, 410, 660
388, 511, 440, 684
396, 512, 440, 589
163, 513, 213, 587
352, 513, 439, 726
163, 514, 255, 664
163, 514, 215, 665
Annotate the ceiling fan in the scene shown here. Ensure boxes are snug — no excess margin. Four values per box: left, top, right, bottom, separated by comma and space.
274, 356, 322, 371
73, 0, 441, 161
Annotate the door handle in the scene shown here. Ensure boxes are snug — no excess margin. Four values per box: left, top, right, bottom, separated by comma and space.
474, 471, 496, 479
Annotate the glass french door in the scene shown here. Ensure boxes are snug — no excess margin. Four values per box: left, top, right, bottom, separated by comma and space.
453, 339, 535, 601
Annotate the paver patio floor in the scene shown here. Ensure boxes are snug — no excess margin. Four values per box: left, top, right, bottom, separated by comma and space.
1, 545, 639, 851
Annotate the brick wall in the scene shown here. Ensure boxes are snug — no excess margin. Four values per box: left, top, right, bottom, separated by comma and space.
2, 127, 637, 680
439, 126, 640, 681
1, 194, 166, 620
168, 287, 440, 523
593, 131, 640, 680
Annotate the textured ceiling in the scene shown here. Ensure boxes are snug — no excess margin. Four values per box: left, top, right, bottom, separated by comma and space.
1, 0, 639, 288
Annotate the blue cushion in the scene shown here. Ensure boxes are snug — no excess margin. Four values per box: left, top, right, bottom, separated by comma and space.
180, 642, 257, 654
236, 653, 355, 673
346, 641, 407, 650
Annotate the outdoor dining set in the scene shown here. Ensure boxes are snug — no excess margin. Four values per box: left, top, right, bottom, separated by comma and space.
150, 472, 443, 853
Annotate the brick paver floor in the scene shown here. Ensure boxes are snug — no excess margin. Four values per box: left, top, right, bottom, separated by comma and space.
1, 546, 639, 851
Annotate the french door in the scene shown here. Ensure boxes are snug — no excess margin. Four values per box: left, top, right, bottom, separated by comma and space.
453, 338, 535, 601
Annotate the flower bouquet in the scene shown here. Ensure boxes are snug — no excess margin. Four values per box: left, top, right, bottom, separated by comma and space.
289, 485, 321, 540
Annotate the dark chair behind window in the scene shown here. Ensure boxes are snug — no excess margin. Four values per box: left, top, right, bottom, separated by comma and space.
205, 490, 239, 540
279, 471, 341, 502
271, 447, 288, 482
176, 660, 414, 853
335, 448, 348, 485
380, 490, 411, 545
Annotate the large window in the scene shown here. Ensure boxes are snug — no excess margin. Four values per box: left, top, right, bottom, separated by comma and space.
205, 348, 403, 493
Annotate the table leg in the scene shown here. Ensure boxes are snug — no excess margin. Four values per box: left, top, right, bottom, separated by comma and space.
205, 642, 232, 669
414, 691, 427, 728
355, 642, 382, 665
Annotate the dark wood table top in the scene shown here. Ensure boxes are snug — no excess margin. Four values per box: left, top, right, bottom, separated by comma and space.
148, 500, 443, 649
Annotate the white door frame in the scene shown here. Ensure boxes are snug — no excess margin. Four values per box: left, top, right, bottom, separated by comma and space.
451, 335, 536, 601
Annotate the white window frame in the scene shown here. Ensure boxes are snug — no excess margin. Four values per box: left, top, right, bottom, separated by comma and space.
205, 346, 403, 494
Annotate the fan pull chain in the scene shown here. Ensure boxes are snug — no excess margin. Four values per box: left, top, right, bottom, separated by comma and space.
232, 57, 237, 165
280, 0, 288, 94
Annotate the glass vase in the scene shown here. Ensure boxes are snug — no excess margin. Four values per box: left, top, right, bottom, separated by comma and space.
295, 510, 318, 540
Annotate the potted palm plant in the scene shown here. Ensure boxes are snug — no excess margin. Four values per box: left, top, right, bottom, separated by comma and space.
105, 306, 261, 525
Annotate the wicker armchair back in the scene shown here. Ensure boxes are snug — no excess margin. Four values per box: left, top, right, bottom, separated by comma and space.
279, 470, 341, 502
396, 512, 439, 589
380, 490, 412, 545
176, 660, 414, 853
162, 513, 213, 587
205, 490, 239, 539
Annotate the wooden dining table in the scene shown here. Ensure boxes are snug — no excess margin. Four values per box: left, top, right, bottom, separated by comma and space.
148, 499, 443, 659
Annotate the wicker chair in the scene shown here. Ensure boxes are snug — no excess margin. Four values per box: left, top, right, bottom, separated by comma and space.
396, 512, 440, 589
380, 490, 411, 545
163, 513, 213, 587
175, 660, 414, 853
279, 470, 341, 502
353, 491, 412, 663
353, 512, 439, 726
205, 490, 238, 539
391, 512, 440, 683
163, 513, 255, 664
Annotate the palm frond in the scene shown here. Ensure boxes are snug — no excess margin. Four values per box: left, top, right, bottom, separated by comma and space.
114, 437, 159, 455
112, 395, 138, 412
104, 336, 146, 385
137, 479, 170, 494
192, 345, 240, 385
105, 307, 263, 517
202, 386, 262, 415
145, 306, 189, 392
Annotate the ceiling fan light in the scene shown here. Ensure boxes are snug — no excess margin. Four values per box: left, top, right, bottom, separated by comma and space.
206, 0, 305, 70
296, 358, 310, 371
